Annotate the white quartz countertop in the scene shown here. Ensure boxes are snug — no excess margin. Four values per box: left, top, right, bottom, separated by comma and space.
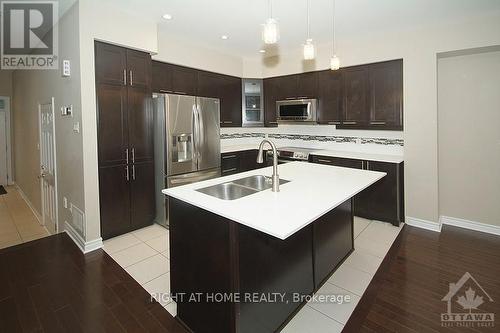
222, 144, 403, 163
162, 162, 385, 240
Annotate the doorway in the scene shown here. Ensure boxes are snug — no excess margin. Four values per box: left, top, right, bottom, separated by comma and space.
39, 98, 58, 234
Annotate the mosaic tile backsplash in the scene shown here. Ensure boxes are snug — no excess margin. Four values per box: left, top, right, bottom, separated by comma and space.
221, 133, 404, 146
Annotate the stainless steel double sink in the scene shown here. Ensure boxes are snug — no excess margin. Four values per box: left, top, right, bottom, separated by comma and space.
196, 175, 290, 200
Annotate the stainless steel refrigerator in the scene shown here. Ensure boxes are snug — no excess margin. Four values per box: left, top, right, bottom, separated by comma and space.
153, 94, 221, 227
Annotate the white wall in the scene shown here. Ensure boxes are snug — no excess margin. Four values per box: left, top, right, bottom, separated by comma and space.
11, 2, 84, 231
154, 29, 243, 77
438, 49, 500, 227
78, 0, 159, 243
239, 11, 500, 226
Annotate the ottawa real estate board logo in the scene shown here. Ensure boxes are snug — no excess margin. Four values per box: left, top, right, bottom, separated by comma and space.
1, 1, 58, 69
441, 272, 495, 328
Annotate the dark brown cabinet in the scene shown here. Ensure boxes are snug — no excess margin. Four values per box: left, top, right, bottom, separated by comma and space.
221, 150, 260, 175
263, 77, 279, 127
311, 154, 404, 226
152, 61, 242, 127
339, 59, 403, 130
95, 41, 155, 239
368, 60, 403, 129
317, 70, 342, 125
342, 65, 369, 127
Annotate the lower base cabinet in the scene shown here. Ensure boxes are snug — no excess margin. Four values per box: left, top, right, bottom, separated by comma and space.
312, 155, 404, 226
99, 161, 155, 239
221, 150, 260, 175
170, 197, 354, 333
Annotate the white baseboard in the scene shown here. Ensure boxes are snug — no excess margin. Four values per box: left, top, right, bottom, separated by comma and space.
406, 216, 442, 232
14, 183, 42, 224
440, 215, 500, 236
64, 221, 103, 253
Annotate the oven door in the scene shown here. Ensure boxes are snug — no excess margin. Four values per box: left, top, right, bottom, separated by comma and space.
276, 99, 317, 122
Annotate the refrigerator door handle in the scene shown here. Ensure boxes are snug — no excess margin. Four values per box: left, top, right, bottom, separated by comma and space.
196, 103, 203, 158
192, 104, 198, 167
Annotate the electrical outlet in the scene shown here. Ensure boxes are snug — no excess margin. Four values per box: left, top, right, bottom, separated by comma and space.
62, 60, 71, 77
63, 197, 68, 209
73, 122, 80, 133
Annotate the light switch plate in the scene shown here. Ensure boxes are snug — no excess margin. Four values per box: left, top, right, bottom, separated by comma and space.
73, 122, 80, 133
62, 60, 71, 77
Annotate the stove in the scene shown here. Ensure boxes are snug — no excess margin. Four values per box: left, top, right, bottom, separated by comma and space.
275, 147, 321, 162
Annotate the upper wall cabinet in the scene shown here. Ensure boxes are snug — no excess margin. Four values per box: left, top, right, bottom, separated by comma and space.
152, 61, 242, 127
339, 59, 403, 130
368, 60, 403, 129
317, 70, 342, 125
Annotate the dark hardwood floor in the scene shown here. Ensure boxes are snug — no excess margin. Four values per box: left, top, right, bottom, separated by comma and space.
1, 224, 499, 333
344, 224, 500, 332
0, 233, 187, 333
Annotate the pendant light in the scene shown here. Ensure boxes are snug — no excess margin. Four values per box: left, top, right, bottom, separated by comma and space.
303, 0, 315, 60
330, 0, 340, 70
262, 0, 279, 44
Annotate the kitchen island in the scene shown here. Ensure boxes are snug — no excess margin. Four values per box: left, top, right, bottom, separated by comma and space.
163, 162, 385, 333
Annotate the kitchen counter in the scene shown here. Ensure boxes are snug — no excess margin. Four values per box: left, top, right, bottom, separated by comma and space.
163, 161, 385, 240
222, 144, 404, 163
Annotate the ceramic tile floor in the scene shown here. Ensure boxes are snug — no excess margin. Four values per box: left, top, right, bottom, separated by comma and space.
0, 186, 50, 250
103, 217, 403, 331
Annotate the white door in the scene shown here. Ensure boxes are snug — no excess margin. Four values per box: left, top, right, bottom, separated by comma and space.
39, 98, 58, 234
0, 98, 7, 185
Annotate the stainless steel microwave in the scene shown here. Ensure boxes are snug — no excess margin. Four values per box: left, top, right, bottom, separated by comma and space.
276, 99, 317, 123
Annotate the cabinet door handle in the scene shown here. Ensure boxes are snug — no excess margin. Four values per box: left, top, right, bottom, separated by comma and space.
131, 148, 135, 163
317, 159, 333, 164
370, 121, 386, 125
132, 164, 136, 180
125, 165, 130, 181
222, 154, 237, 159
173, 91, 186, 95
328, 121, 341, 125
125, 148, 129, 164
285, 97, 296, 100
268, 121, 278, 124
366, 161, 370, 170
123, 69, 127, 85
159, 89, 173, 93
297, 96, 308, 99
224, 121, 233, 124
222, 168, 237, 173
343, 121, 356, 125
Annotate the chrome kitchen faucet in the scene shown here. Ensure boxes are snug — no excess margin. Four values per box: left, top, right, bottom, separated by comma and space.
256, 139, 280, 192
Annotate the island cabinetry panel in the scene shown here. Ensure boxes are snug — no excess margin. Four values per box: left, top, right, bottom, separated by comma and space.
168, 197, 354, 333
95, 41, 154, 239
311, 154, 404, 225
313, 199, 353, 289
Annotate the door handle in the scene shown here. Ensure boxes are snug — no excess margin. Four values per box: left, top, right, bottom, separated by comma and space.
131, 148, 135, 163
343, 121, 356, 125
125, 148, 129, 164
317, 159, 333, 164
123, 69, 127, 85
132, 164, 136, 180
129, 70, 133, 86
125, 165, 130, 181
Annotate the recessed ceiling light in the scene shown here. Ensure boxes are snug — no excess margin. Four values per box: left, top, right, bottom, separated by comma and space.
259, 49, 266, 53
163, 14, 172, 20
221, 35, 229, 40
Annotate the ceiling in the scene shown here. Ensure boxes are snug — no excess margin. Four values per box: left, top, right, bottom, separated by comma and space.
109, 0, 500, 58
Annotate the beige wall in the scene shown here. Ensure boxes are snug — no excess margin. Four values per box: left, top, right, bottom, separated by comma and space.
11, 3, 84, 232
239, 12, 500, 227
0, 70, 13, 96
438, 49, 500, 226
78, 0, 159, 242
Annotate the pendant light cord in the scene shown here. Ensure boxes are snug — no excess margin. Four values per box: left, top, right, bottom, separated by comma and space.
307, 0, 310, 39
332, 0, 336, 54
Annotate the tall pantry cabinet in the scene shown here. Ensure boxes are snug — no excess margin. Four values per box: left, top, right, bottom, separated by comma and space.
95, 41, 155, 239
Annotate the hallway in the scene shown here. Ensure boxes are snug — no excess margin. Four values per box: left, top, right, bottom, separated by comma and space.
0, 186, 50, 249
